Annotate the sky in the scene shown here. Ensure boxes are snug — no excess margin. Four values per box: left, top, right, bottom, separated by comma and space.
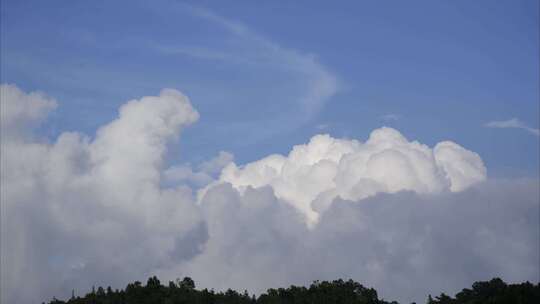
1, 1, 539, 304
2, 0, 539, 176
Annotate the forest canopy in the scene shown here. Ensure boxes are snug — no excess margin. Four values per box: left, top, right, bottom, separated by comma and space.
45, 276, 539, 304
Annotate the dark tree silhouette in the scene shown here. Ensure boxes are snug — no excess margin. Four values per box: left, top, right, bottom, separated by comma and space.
44, 276, 539, 304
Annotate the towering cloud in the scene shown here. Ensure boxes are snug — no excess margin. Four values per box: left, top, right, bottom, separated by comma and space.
0, 85, 537, 304
1, 85, 205, 304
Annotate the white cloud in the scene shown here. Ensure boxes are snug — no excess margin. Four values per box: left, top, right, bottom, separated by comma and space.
433, 141, 487, 191
164, 165, 214, 187
164, 151, 234, 187
381, 113, 400, 121
1, 85, 537, 304
208, 127, 486, 225
180, 5, 339, 121
485, 118, 539, 136
165, 179, 539, 304
316, 123, 330, 130
154, 45, 230, 61
1, 85, 204, 304
0, 83, 57, 138
198, 151, 234, 175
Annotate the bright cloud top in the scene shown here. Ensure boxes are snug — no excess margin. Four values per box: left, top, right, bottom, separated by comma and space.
212, 127, 486, 224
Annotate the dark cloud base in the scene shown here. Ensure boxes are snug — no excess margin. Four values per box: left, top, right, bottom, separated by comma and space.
180, 179, 538, 304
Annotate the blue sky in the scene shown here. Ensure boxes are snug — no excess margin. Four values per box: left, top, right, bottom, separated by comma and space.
1, 0, 538, 177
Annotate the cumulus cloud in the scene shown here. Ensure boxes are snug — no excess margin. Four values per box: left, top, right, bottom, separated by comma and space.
1, 85, 204, 303
1, 85, 537, 304
166, 179, 539, 304
210, 127, 486, 225
0, 83, 57, 139
485, 118, 539, 136
163, 151, 234, 187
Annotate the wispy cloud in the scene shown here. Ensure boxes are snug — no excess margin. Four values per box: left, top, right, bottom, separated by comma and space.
316, 123, 330, 130
381, 113, 400, 121
175, 5, 339, 120
484, 118, 539, 136
154, 45, 230, 61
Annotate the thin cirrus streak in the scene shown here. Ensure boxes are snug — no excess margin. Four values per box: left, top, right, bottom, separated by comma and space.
157, 5, 339, 123
485, 118, 539, 136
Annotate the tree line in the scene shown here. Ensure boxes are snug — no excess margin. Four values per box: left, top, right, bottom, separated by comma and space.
45, 276, 539, 304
